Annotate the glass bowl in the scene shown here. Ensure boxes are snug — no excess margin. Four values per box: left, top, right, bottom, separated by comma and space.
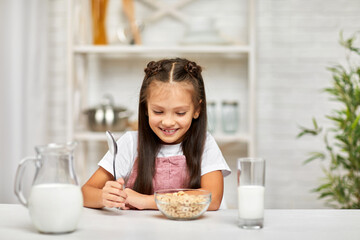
154, 189, 212, 220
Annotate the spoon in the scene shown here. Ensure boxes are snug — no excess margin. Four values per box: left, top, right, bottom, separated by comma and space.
106, 131, 118, 180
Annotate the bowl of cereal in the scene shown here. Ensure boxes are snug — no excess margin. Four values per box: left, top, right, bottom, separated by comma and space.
154, 189, 212, 220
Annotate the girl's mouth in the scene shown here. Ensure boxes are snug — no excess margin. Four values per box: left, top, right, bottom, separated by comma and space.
160, 128, 178, 136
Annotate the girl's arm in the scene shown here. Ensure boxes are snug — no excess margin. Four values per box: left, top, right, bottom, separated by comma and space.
124, 170, 224, 210
81, 167, 128, 209
200, 170, 224, 211
123, 188, 157, 210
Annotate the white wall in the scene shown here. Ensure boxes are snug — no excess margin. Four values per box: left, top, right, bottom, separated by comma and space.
257, 0, 360, 208
2, 0, 360, 208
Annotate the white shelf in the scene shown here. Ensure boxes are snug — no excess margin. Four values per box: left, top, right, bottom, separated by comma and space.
214, 133, 250, 143
73, 45, 251, 54
74, 131, 249, 143
74, 131, 125, 141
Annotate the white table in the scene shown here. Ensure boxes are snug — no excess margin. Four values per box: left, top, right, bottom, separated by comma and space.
1, 204, 359, 240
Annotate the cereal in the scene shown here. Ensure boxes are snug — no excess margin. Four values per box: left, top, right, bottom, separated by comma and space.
155, 189, 211, 220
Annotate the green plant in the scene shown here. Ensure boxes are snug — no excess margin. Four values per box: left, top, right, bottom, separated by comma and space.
297, 32, 360, 209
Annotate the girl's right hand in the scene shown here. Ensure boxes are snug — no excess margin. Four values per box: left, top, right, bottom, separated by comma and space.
101, 178, 128, 208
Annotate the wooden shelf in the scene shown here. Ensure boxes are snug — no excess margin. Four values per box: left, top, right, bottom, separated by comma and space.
73, 45, 252, 54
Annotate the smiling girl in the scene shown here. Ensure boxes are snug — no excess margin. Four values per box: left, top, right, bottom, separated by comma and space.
81, 58, 231, 210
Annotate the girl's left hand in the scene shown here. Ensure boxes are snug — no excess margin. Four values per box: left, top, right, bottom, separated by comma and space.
123, 188, 157, 210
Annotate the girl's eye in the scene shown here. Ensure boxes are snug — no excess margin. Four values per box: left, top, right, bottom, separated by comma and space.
153, 110, 163, 115
176, 112, 186, 116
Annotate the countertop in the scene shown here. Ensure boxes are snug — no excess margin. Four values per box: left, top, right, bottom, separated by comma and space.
1, 204, 359, 240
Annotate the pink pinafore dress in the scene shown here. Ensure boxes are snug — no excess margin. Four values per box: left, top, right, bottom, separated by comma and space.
125, 155, 189, 192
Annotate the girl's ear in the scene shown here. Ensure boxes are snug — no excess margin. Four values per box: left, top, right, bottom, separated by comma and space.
193, 100, 202, 119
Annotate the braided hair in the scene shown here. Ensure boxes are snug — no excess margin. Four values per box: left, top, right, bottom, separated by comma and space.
134, 58, 207, 194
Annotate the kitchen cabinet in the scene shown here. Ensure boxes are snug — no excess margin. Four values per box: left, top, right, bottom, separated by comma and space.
66, 0, 257, 177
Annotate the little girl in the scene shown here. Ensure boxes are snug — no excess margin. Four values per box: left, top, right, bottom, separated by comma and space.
82, 58, 231, 210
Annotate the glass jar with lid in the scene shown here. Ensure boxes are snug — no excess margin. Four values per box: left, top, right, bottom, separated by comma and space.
221, 101, 239, 133
207, 101, 216, 133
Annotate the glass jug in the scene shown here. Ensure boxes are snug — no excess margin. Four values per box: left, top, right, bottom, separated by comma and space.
14, 142, 83, 234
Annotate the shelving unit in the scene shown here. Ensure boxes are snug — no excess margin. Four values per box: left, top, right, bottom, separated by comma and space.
66, 0, 257, 171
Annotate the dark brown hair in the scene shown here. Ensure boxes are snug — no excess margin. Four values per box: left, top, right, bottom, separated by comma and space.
133, 58, 207, 194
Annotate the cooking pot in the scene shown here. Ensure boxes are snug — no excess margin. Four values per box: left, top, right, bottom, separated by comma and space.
84, 95, 132, 132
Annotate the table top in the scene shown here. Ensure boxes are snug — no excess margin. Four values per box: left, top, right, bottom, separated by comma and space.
1, 204, 360, 240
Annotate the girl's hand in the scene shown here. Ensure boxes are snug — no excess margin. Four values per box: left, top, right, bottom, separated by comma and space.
101, 178, 128, 208
123, 188, 157, 210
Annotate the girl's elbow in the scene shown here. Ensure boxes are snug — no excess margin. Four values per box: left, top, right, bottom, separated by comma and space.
208, 205, 220, 211
207, 199, 222, 211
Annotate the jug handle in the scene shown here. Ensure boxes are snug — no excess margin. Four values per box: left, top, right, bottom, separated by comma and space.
14, 157, 37, 207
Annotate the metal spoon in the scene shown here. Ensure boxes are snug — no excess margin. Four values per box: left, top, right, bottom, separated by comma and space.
106, 131, 117, 180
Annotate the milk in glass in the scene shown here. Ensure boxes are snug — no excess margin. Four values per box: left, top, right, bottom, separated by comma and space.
237, 158, 265, 229
237, 185, 264, 219
28, 184, 83, 233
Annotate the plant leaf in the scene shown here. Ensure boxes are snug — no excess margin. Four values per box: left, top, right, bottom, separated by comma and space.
303, 152, 325, 164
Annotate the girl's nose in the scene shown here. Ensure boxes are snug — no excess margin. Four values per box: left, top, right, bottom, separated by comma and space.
161, 115, 175, 127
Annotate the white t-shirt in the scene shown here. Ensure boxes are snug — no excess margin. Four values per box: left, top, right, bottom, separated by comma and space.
98, 131, 231, 182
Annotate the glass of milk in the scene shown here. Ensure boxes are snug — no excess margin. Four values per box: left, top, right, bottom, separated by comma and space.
237, 158, 265, 229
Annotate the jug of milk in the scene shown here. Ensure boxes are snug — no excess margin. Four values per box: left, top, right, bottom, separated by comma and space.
14, 142, 83, 234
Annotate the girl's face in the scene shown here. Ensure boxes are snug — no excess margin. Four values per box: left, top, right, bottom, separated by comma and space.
147, 81, 200, 144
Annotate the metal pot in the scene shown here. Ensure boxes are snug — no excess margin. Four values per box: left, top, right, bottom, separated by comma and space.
84, 95, 132, 132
